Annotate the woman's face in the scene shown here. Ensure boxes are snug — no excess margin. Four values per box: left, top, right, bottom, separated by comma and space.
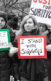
0, 17, 6, 29
24, 18, 35, 32
39, 24, 46, 32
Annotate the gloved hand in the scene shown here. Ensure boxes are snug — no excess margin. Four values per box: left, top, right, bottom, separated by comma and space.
9, 47, 18, 57
46, 44, 51, 52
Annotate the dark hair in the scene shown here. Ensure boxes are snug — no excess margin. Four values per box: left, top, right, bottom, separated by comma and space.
39, 23, 48, 30
0, 13, 7, 23
8, 16, 18, 29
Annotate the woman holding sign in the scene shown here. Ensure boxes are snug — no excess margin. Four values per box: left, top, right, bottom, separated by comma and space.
18, 15, 48, 81
38, 23, 51, 81
8, 15, 22, 81
0, 13, 18, 81
0, 13, 12, 81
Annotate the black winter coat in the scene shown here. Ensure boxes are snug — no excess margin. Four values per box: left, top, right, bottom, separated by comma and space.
0, 27, 15, 81
11, 36, 20, 80
0, 51, 11, 81
19, 29, 48, 81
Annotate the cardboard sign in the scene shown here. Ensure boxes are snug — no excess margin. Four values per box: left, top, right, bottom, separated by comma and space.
0, 29, 10, 51
29, 0, 51, 25
18, 35, 47, 59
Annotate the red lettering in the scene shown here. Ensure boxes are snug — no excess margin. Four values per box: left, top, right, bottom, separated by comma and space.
48, 0, 50, 5
43, 0, 47, 4
39, 0, 42, 3
33, 0, 50, 5
33, 0, 37, 3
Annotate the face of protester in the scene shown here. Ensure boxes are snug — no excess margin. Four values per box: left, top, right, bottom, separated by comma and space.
24, 18, 35, 32
0, 17, 6, 29
39, 24, 46, 32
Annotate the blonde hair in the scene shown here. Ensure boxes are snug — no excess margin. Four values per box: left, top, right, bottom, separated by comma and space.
20, 15, 37, 29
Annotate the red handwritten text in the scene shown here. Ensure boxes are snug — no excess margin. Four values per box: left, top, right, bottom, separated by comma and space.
33, 0, 50, 5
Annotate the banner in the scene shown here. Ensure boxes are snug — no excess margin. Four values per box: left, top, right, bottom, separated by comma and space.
0, 29, 10, 51
18, 35, 47, 59
29, 0, 51, 25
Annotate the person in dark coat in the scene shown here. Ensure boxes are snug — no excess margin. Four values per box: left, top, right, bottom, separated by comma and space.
0, 13, 12, 81
45, 28, 51, 81
18, 15, 48, 81
39, 23, 51, 81
8, 16, 21, 81
38, 23, 50, 81
0, 13, 17, 81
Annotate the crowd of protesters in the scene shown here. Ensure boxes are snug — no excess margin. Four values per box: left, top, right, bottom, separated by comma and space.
0, 11, 51, 81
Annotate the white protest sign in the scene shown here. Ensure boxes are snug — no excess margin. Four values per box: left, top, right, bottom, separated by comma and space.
0, 29, 10, 50
29, 0, 51, 25
18, 35, 47, 59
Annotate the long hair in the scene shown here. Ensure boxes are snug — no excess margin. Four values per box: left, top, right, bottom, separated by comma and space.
20, 15, 37, 30
20, 15, 38, 35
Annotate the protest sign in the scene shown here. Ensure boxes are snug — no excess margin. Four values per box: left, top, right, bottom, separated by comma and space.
0, 29, 10, 51
29, 0, 51, 25
18, 35, 47, 59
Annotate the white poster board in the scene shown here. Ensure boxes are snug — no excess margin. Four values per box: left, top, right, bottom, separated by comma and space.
18, 35, 47, 59
0, 29, 10, 51
29, 0, 51, 25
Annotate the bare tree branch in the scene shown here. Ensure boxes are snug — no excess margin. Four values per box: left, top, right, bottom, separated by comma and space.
6, 0, 18, 8
5, 0, 13, 7
11, 6, 28, 15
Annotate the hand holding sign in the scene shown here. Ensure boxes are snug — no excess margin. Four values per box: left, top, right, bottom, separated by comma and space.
9, 47, 18, 57
46, 44, 51, 52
